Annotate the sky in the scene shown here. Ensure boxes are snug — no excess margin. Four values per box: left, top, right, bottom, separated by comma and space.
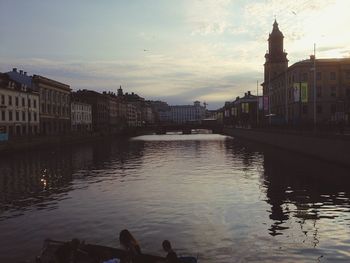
0, 0, 349, 109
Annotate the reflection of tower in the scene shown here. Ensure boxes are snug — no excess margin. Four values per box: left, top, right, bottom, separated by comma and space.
264, 20, 288, 83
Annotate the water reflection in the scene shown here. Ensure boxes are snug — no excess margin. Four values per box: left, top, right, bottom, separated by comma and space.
0, 150, 73, 218
262, 146, 350, 240
0, 134, 350, 262
0, 138, 147, 220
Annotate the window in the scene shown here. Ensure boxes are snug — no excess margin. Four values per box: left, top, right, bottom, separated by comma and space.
317, 105, 323, 114
28, 98, 31, 108
34, 112, 37, 122
34, 99, 37, 108
8, 96, 12, 106
16, 111, 19, 121
302, 105, 308, 114
15, 97, 19, 106
28, 112, 32, 122
317, 86, 322, 98
317, 72, 322, 80
22, 111, 26, 121
1, 111, 5, 121
330, 72, 336, 80
22, 97, 25, 107
1, 94, 4, 105
9, 111, 12, 121
331, 87, 336, 97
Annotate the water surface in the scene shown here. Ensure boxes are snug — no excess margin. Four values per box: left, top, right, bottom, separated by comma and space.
0, 133, 350, 262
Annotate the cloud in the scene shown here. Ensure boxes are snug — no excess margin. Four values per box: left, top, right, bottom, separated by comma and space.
1, 0, 349, 110
186, 0, 233, 35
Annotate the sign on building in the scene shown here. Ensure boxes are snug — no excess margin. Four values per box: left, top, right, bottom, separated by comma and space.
301, 82, 308, 103
263, 96, 269, 111
241, 103, 249, 113
293, 83, 300, 102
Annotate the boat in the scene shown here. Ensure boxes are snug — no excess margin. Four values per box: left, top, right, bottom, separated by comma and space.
36, 239, 198, 263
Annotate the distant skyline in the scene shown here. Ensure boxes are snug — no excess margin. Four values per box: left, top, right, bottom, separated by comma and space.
0, 0, 349, 109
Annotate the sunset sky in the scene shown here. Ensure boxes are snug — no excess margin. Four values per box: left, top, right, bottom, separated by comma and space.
0, 0, 349, 109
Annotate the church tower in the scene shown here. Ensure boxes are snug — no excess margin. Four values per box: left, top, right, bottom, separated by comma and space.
264, 20, 288, 84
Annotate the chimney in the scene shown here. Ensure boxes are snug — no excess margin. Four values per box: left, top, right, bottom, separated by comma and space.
24, 72, 27, 76
13, 68, 17, 72
310, 55, 315, 61
247, 91, 251, 96
19, 70, 23, 75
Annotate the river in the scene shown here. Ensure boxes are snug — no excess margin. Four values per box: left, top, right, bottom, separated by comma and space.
0, 133, 350, 262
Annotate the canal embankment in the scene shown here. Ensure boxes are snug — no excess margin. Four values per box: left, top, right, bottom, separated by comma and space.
0, 128, 149, 154
223, 127, 350, 167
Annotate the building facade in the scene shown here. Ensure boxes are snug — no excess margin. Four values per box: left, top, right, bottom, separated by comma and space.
71, 101, 92, 132
170, 101, 206, 124
0, 73, 40, 138
223, 91, 262, 127
74, 90, 109, 133
263, 21, 350, 125
32, 75, 71, 135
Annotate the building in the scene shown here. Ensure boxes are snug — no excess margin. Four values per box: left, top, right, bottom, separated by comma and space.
142, 103, 155, 125
71, 99, 92, 133
104, 92, 120, 133
127, 103, 139, 127
0, 73, 40, 138
262, 20, 350, 125
74, 90, 109, 133
6, 68, 71, 135
230, 91, 262, 127
32, 74, 71, 134
158, 101, 206, 124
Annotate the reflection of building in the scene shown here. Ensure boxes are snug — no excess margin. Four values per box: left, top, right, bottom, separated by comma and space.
0, 73, 40, 137
71, 100, 92, 133
262, 20, 350, 125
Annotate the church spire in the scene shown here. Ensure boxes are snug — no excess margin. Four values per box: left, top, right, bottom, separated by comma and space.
264, 20, 288, 82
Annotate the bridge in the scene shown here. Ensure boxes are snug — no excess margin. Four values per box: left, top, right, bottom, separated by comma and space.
145, 122, 224, 135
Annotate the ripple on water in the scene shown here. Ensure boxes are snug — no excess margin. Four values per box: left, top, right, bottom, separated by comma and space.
0, 134, 350, 263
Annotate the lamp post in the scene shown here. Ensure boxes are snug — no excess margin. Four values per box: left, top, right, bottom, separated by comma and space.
313, 44, 317, 128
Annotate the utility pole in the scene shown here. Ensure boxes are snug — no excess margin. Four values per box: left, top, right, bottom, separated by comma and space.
256, 80, 259, 127
285, 69, 288, 125
313, 43, 317, 127
268, 64, 271, 125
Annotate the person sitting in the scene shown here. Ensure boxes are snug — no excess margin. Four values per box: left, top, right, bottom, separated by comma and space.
119, 229, 142, 263
162, 240, 179, 263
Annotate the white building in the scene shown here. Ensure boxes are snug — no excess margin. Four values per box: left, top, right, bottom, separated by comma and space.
0, 73, 40, 138
71, 101, 92, 132
166, 101, 206, 124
